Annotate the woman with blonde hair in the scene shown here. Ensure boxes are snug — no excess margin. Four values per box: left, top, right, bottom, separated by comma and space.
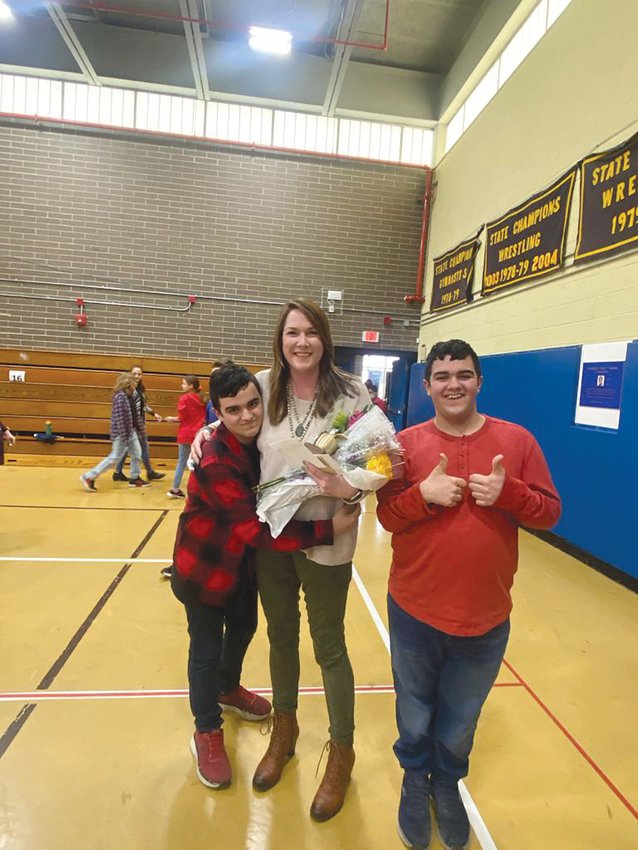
80, 372, 148, 491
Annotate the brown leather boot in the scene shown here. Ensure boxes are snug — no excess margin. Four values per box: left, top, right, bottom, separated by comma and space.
309, 740, 355, 822
252, 711, 299, 791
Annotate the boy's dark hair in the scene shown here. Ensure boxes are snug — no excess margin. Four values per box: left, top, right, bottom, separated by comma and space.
424, 340, 482, 382
209, 362, 261, 411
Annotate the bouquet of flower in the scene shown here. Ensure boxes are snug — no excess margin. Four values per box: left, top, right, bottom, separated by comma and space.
255, 404, 403, 537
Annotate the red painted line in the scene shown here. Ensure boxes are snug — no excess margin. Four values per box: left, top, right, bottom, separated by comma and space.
0, 684, 397, 702
502, 658, 638, 821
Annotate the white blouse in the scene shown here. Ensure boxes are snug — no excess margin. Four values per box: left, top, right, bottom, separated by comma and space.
256, 369, 370, 566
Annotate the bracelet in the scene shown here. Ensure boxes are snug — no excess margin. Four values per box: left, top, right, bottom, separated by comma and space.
342, 488, 365, 505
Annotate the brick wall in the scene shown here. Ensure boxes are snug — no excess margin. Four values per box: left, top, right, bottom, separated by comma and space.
0, 123, 425, 362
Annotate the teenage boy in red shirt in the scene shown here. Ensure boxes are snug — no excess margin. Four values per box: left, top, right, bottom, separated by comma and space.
171, 363, 360, 791
377, 339, 561, 850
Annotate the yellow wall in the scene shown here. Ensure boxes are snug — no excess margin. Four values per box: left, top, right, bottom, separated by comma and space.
421, 0, 638, 357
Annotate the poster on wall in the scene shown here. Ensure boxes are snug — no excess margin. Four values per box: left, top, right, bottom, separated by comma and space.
482, 169, 576, 296
430, 233, 481, 312
574, 132, 638, 263
574, 341, 628, 430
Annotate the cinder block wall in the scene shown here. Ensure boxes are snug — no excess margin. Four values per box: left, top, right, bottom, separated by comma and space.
0, 124, 425, 362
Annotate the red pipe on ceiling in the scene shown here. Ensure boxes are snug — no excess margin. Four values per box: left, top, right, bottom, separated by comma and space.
404, 167, 432, 305
58, 0, 390, 51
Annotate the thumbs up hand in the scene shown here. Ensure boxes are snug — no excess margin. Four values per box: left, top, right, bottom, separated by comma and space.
419, 453, 467, 508
469, 454, 506, 507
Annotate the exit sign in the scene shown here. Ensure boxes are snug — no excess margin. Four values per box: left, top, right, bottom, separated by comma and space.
361, 330, 380, 343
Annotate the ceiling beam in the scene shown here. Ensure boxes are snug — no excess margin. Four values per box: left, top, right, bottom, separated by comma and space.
323, 0, 366, 117
180, 0, 211, 101
43, 1, 101, 86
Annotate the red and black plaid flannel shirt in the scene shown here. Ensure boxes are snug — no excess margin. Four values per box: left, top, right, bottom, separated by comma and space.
171, 422, 333, 607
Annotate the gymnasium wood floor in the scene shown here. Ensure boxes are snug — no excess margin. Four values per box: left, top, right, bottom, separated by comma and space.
0, 457, 636, 850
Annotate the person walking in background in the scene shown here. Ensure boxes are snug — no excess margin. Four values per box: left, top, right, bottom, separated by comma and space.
0, 420, 16, 465
205, 359, 227, 426
112, 364, 165, 483
364, 379, 388, 413
80, 373, 149, 491
164, 375, 206, 499
172, 362, 360, 791
376, 339, 561, 850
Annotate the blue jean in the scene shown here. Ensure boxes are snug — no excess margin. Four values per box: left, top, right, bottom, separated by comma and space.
87, 434, 141, 480
183, 574, 258, 731
172, 442, 190, 490
115, 432, 153, 475
388, 593, 510, 782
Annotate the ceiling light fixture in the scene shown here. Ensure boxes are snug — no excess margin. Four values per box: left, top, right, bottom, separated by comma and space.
0, 1, 13, 21
248, 26, 292, 56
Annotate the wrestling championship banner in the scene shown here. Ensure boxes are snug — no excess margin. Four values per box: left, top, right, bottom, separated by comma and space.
430, 233, 481, 312
574, 132, 638, 263
482, 169, 576, 296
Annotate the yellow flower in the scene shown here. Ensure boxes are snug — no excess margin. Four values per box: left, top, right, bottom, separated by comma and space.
366, 452, 393, 478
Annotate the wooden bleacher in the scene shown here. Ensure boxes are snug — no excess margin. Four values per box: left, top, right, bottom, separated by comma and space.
0, 349, 267, 459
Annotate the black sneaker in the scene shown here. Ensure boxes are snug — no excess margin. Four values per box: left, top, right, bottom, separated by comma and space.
112, 471, 129, 482
160, 565, 173, 579
167, 489, 186, 499
431, 781, 470, 850
148, 471, 166, 481
398, 770, 431, 849
128, 477, 151, 488
80, 474, 97, 492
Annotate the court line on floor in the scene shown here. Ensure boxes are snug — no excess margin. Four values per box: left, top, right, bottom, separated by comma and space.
502, 659, 638, 821
0, 684, 402, 702
0, 682, 522, 704
0, 511, 169, 760
0, 557, 171, 563
351, 564, 499, 850
0, 504, 174, 511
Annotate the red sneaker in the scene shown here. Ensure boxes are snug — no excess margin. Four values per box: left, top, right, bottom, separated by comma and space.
190, 729, 231, 789
218, 686, 272, 721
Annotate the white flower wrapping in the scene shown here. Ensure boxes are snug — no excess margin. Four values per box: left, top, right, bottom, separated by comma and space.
256, 405, 403, 537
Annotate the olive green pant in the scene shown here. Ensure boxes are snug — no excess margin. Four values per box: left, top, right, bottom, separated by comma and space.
256, 548, 355, 744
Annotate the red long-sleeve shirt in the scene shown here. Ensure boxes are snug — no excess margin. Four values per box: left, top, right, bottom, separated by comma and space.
377, 416, 561, 636
176, 391, 206, 444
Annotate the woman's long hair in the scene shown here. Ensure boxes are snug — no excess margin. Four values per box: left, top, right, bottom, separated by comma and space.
131, 364, 146, 399
113, 372, 134, 397
269, 299, 356, 424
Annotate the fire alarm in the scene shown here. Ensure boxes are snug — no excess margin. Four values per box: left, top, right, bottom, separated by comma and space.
383, 316, 393, 325
188, 294, 197, 304
75, 296, 88, 326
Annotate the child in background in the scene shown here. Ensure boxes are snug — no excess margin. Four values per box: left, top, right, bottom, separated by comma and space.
0, 420, 16, 465
164, 375, 206, 499
80, 373, 148, 491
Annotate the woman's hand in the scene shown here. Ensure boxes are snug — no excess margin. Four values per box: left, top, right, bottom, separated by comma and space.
3, 429, 16, 447
153, 413, 163, 422
189, 427, 212, 465
304, 462, 358, 499
331, 503, 361, 536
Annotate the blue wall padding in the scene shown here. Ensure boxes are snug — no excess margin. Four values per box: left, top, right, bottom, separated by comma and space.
405, 343, 638, 579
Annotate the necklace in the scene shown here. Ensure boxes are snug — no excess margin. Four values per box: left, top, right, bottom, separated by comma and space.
287, 382, 319, 439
